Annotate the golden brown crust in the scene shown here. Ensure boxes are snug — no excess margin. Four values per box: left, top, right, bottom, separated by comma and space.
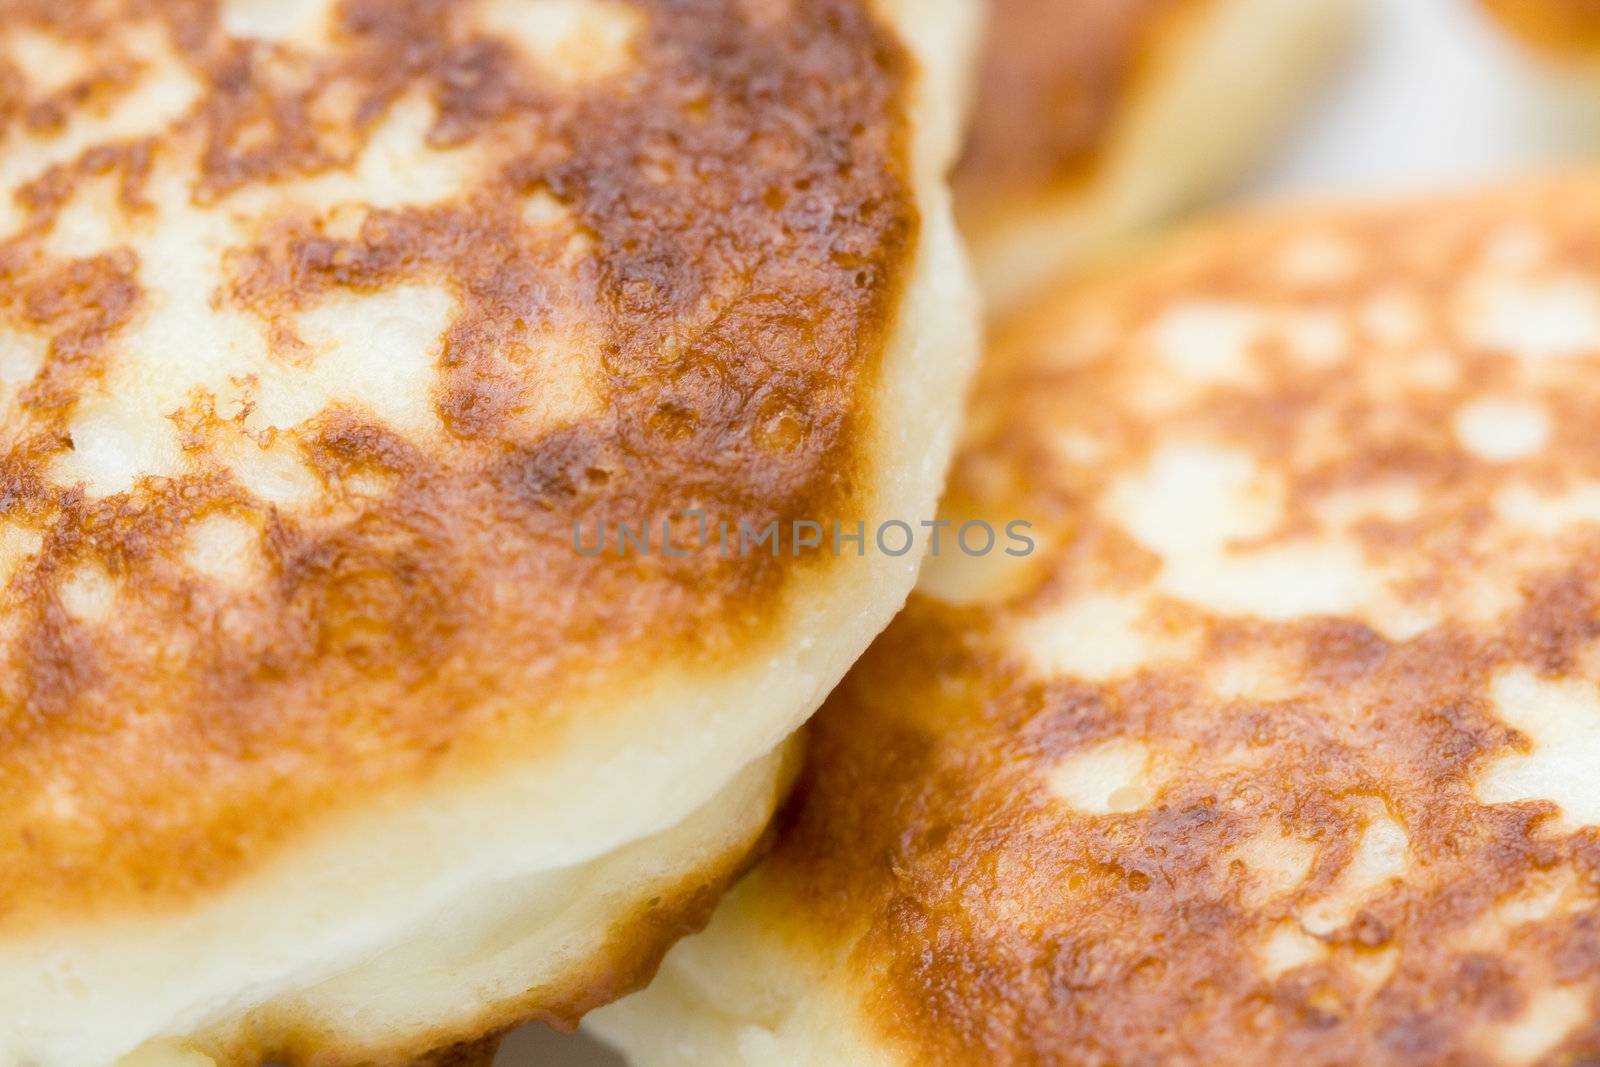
0, 0, 915, 931
404, 1032, 505, 1067
954, 0, 1205, 229
1482, 0, 1600, 57
755, 177, 1600, 1064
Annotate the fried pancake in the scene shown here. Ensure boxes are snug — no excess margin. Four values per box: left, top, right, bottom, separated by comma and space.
960, 0, 1352, 313
0, 0, 980, 1063
593, 172, 1600, 1065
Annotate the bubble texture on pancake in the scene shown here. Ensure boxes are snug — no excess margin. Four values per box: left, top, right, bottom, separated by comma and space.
0, 0, 907, 925
592, 173, 1600, 1066
960, 0, 1351, 312
0, 0, 981, 1062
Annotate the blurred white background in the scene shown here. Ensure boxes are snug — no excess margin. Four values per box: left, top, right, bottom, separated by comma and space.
498, 0, 1595, 1062
1249, 0, 1594, 200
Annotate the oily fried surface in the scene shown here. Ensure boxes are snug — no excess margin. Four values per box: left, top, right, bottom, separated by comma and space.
765, 176, 1600, 1065
0, 0, 914, 931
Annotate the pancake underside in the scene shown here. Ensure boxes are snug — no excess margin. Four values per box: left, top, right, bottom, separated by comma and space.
120, 739, 801, 1067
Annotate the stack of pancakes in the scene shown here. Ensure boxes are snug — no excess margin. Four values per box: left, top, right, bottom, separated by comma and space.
11, 2, 1600, 1066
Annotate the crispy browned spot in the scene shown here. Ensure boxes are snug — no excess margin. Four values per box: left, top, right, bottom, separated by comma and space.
0, 0, 914, 931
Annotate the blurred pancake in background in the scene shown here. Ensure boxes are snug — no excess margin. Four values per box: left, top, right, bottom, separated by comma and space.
1481, 0, 1600, 146
1482, 0, 1600, 58
960, 0, 1354, 313
0, 0, 980, 1063
594, 172, 1600, 1065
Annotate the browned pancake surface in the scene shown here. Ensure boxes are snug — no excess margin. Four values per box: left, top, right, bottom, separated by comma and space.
757, 177, 1600, 1065
0, 0, 914, 930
